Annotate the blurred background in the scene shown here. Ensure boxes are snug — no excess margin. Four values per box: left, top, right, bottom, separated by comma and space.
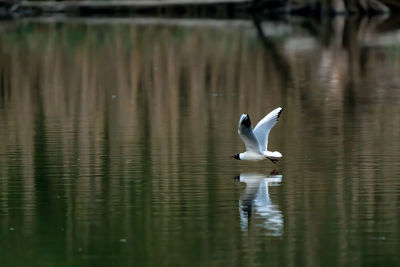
1, 1, 400, 266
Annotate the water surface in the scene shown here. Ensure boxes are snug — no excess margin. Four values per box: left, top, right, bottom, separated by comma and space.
1, 17, 400, 266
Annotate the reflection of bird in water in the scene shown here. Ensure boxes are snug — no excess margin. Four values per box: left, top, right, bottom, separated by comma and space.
236, 171, 283, 236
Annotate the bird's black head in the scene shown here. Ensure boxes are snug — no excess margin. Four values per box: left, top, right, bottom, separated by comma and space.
241, 114, 252, 128
233, 154, 240, 160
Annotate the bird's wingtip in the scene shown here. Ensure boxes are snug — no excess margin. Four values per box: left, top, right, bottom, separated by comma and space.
277, 107, 283, 118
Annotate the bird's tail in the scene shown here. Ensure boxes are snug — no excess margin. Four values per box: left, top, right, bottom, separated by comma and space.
264, 151, 282, 158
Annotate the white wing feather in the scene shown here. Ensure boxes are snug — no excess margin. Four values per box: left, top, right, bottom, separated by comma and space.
253, 107, 283, 152
238, 114, 261, 153
238, 126, 261, 153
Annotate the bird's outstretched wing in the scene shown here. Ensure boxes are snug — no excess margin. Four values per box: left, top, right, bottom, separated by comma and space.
253, 107, 283, 152
238, 114, 261, 153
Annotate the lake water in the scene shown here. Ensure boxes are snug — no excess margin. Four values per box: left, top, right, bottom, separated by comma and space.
1, 16, 400, 266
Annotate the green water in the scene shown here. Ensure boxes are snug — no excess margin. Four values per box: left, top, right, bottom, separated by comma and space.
1, 17, 400, 266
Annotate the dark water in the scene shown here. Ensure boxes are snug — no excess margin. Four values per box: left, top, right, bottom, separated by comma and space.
1, 16, 400, 266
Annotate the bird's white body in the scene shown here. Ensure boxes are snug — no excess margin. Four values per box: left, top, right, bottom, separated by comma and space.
239, 151, 282, 161
235, 107, 283, 162
239, 152, 267, 161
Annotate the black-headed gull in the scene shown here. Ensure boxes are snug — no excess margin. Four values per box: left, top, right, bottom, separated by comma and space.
233, 107, 283, 163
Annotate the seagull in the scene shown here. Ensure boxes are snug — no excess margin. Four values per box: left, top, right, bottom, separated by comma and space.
233, 107, 283, 163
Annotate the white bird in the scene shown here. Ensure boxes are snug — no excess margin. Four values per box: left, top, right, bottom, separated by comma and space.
233, 107, 283, 163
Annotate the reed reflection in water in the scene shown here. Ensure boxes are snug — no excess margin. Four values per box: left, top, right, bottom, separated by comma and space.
1, 17, 400, 266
